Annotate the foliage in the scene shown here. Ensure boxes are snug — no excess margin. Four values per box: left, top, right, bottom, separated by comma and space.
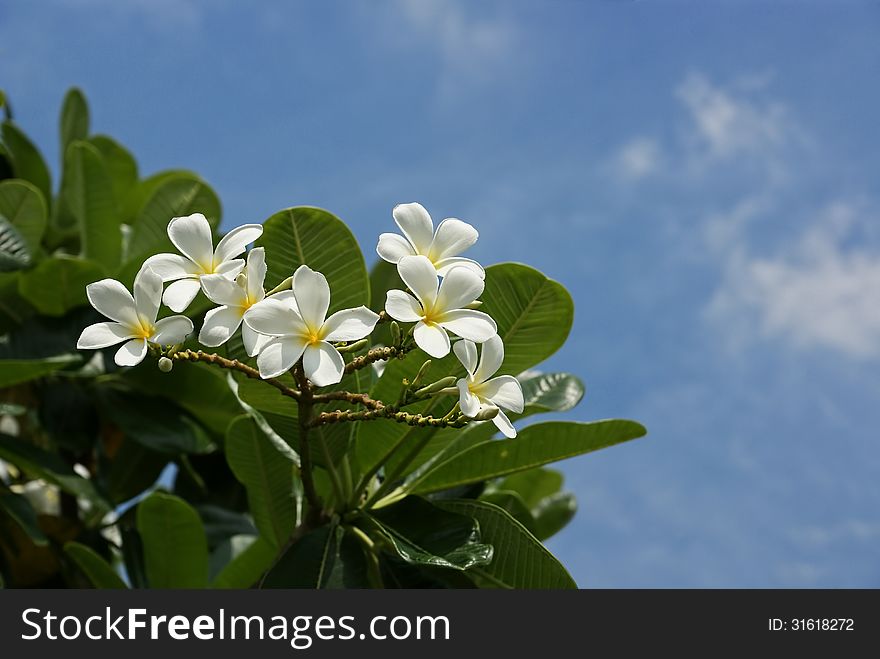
0, 88, 646, 588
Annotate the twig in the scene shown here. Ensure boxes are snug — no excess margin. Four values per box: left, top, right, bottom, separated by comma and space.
169, 349, 300, 400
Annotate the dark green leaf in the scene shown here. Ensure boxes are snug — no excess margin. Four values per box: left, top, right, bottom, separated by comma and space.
1, 121, 51, 207
498, 468, 564, 508
59, 88, 89, 158
136, 491, 210, 588
211, 535, 275, 588
0, 217, 30, 271
323, 527, 370, 589
18, 256, 103, 316
100, 438, 168, 505
532, 492, 577, 541
0, 179, 47, 254
256, 207, 370, 312
368, 495, 492, 571
88, 136, 138, 208
62, 141, 121, 267
225, 415, 296, 549
261, 523, 337, 589
63, 541, 128, 589
0, 491, 48, 546
438, 499, 577, 589
409, 420, 647, 495
479, 490, 538, 536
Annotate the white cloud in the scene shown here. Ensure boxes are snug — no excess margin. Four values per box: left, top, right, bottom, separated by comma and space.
612, 137, 662, 180
707, 201, 880, 358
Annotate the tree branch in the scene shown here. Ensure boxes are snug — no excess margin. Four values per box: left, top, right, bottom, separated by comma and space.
343, 345, 413, 375
169, 349, 301, 400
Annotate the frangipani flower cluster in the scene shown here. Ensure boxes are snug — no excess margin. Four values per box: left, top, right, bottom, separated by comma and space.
77, 204, 525, 434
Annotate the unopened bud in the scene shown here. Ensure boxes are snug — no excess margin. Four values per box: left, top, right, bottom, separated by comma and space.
337, 338, 368, 353
411, 360, 432, 387
464, 300, 483, 309
414, 376, 457, 397
158, 357, 174, 373
235, 272, 248, 288
472, 406, 499, 421
390, 321, 401, 346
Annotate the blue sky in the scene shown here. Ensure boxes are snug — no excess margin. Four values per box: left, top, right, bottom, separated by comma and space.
2, 0, 879, 587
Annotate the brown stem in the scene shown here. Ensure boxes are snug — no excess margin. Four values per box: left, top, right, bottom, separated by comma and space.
312, 391, 384, 410
343, 345, 413, 375
292, 362, 322, 523
170, 349, 300, 401
311, 405, 469, 429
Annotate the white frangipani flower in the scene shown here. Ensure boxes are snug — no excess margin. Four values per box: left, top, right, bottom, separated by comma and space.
199, 247, 283, 356
384, 255, 496, 358
453, 336, 524, 438
243, 265, 379, 385
77, 267, 193, 367
143, 213, 263, 313
376, 202, 484, 279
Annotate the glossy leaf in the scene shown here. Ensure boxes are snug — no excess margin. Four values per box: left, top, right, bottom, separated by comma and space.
261, 523, 337, 589
17, 256, 104, 316
480, 263, 574, 375
212, 535, 276, 588
532, 492, 577, 541
88, 135, 138, 208
479, 490, 538, 536
1, 121, 52, 206
63, 141, 121, 267
0, 216, 30, 271
63, 541, 128, 589
0, 355, 79, 387
0, 491, 48, 546
368, 496, 493, 571
137, 491, 210, 588
59, 88, 89, 158
225, 415, 296, 549
256, 207, 370, 312
439, 499, 576, 589
409, 420, 647, 495
0, 179, 47, 254
498, 468, 564, 508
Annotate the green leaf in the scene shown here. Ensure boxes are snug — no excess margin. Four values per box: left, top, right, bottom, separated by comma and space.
0, 179, 47, 254
368, 259, 401, 314
408, 420, 647, 495
256, 207, 370, 312
0, 433, 108, 508
63, 541, 128, 589
98, 389, 215, 455
17, 255, 104, 316
129, 174, 221, 256
261, 523, 338, 589
479, 490, 538, 536
1, 121, 52, 207
211, 535, 276, 588
481, 263, 574, 374
0, 217, 31, 271
225, 415, 296, 549
498, 468, 564, 508
122, 169, 200, 223
136, 491, 210, 588
88, 136, 138, 208
0, 491, 48, 546
368, 495, 493, 571
438, 499, 577, 589
532, 492, 577, 541
63, 141, 121, 267
59, 88, 89, 158
323, 527, 370, 589
100, 438, 168, 505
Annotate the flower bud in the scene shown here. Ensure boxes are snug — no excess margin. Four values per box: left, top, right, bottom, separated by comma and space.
464, 300, 483, 309
235, 272, 248, 288
337, 338, 368, 353
472, 406, 500, 421
390, 321, 401, 346
414, 376, 457, 397
410, 359, 432, 387
158, 357, 173, 373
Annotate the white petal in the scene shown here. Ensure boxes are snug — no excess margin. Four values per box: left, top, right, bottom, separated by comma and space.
245, 247, 267, 303
168, 213, 214, 270
242, 323, 271, 357
198, 306, 242, 347
384, 290, 423, 323
413, 321, 450, 358
453, 339, 478, 377
429, 218, 478, 261
162, 278, 202, 313
86, 279, 139, 327
151, 315, 194, 345
244, 298, 306, 337
114, 338, 147, 367
268, 289, 299, 313
492, 408, 517, 439
473, 334, 504, 384
257, 336, 308, 379
201, 274, 247, 307
303, 341, 345, 387
476, 375, 524, 413
457, 379, 481, 417
396, 255, 439, 311
435, 256, 485, 280
322, 306, 379, 342
77, 322, 136, 349
133, 266, 163, 324
292, 265, 330, 331
214, 259, 245, 278
376, 233, 416, 263
392, 202, 434, 253
437, 309, 497, 343
213, 224, 263, 266
435, 265, 484, 312
141, 253, 198, 281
